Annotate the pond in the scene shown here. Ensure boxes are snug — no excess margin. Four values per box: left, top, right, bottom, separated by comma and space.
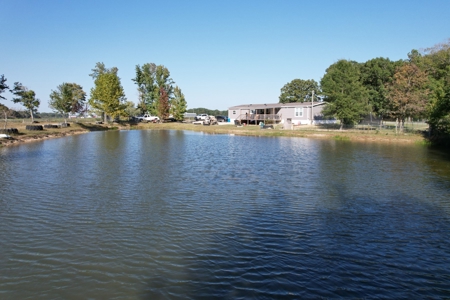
1, 130, 450, 299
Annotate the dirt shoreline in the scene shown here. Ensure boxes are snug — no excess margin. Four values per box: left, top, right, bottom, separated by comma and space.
0, 122, 427, 148
0, 130, 88, 147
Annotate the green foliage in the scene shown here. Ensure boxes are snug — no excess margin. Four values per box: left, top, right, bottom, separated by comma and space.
124, 101, 141, 118
1, 74, 9, 100
360, 57, 403, 119
321, 60, 368, 129
89, 62, 118, 80
11, 82, 40, 122
279, 79, 320, 103
186, 108, 227, 116
132, 63, 174, 115
89, 65, 126, 122
132, 63, 157, 114
49, 83, 86, 121
171, 86, 187, 121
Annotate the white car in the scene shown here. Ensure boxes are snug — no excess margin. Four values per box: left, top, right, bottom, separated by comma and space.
138, 114, 160, 122
195, 114, 208, 121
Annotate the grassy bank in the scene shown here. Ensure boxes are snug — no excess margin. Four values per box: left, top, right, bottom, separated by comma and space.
0, 119, 427, 147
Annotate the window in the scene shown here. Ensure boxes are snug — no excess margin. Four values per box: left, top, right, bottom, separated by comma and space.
295, 108, 303, 117
233, 111, 236, 115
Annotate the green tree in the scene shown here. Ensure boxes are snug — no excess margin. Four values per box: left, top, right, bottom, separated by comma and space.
89, 62, 118, 80
386, 63, 429, 132
49, 83, 86, 123
89, 70, 126, 123
279, 79, 320, 103
11, 82, 40, 122
170, 86, 187, 121
1, 74, 9, 100
360, 57, 403, 126
321, 60, 368, 130
132, 63, 157, 114
124, 101, 141, 119
418, 40, 450, 136
132, 63, 174, 116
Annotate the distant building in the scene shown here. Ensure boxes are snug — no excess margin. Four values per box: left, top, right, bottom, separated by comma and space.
228, 102, 335, 127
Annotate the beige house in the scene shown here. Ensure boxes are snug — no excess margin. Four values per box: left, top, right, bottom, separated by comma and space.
228, 102, 335, 127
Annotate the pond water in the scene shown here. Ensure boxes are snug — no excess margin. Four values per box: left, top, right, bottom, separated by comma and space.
1, 130, 450, 299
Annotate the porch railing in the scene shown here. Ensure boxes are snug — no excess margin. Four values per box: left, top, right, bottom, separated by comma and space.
236, 114, 281, 121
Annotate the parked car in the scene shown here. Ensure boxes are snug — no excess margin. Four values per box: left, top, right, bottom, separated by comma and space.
215, 115, 227, 122
137, 114, 160, 122
195, 114, 208, 121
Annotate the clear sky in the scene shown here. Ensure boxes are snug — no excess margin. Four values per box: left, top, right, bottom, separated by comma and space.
1, 0, 450, 112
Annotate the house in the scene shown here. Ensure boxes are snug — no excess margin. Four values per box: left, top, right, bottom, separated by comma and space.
227, 101, 335, 127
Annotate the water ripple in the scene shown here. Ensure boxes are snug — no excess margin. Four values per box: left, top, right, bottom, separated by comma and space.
1, 131, 450, 299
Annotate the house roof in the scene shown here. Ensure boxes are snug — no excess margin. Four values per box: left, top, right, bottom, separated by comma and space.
228, 101, 326, 110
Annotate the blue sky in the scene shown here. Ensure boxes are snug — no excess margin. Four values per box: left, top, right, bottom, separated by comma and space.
1, 0, 449, 112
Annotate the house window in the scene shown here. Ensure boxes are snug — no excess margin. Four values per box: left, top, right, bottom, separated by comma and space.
233, 111, 236, 115
295, 108, 303, 117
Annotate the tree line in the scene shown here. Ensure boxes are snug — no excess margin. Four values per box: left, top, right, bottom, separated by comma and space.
279, 39, 450, 136
0, 62, 188, 123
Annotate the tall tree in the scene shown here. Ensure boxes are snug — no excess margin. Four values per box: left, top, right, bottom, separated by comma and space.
279, 79, 320, 103
157, 87, 170, 121
1, 74, 9, 100
89, 69, 126, 123
132, 63, 157, 114
417, 40, 450, 136
49, 83, 86, 123
386, 63, 429, 132
132, 63, 174, 115
170, 86, 187, 121
11, 82, 40, 122
321, 60, 368, 130
360, 58, 403, 125
89, 62, 118, 80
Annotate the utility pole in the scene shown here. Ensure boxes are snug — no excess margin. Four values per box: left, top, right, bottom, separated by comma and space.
311, 90, 314, 125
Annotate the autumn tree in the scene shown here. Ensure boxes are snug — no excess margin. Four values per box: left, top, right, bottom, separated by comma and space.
49, 83, 86, 123
89, 64, 126, 122
279, 79, 320, 103
321, 60, 368, 129
170, 86, 187, 121
157, 87, 170, 121
386, 63, 429, 132
11, 82, 40, 122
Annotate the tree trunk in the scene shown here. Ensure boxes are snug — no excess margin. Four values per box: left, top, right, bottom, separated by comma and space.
30, 108, 34, 123
340, 120, 344, 130
3, 110, 7, 130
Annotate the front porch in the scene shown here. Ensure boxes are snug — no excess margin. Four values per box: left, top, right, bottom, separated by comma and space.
235, 113, 282, 125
